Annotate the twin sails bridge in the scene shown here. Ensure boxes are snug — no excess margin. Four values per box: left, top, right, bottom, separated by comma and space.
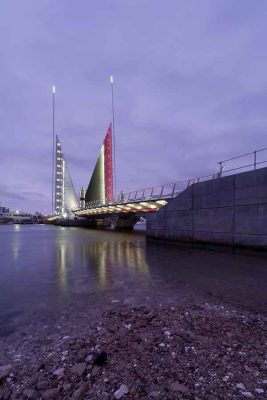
48, 120, 267, 251
49, 123, 172, 228
49, 122, 213, 229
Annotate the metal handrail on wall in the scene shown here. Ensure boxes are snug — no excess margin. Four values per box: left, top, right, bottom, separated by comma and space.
218, 147, 267, 176
78, 146, 267, 213
83, 174, 214, 210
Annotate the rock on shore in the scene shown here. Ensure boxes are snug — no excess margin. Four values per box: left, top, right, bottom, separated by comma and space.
0, 303, 266, 399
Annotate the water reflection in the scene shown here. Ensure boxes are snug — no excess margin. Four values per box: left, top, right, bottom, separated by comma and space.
56, 243, 68, 291
13, 224, 21, 260
55, 238, 149, 292
83, 241, 149, 288
2, 225, 266, 322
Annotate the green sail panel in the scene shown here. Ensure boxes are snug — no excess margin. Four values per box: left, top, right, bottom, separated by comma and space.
85, 144, 105, 204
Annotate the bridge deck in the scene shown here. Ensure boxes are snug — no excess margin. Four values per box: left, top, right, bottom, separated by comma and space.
74, 198, 168, 217
73, 176, 214, 218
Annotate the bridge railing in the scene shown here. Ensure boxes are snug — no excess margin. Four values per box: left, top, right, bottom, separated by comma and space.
218, 147, 267, 176
79, 146, 267, 212
83, 174, 214, 210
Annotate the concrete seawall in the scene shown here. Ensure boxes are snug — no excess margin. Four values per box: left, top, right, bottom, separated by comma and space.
146, 167, 267, 251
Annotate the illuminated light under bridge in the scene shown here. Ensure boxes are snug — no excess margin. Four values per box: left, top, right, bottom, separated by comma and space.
72, 175, 213, 218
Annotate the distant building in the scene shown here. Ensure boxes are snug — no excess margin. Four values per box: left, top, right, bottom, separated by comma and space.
0, 210, 33, 224
33, 212, 46, 224
0, 206, 9, 215
0, 207, 11, 223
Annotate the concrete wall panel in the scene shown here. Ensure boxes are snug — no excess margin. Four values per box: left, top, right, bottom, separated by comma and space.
166, 186, 193, 211
235, 204, 267, 235
193, 176, 235, 209
146, 209, 166, 231
193, 208, 234, 233
166, 210, 192, 231
165, 231, 193, 242
235, 168, 267, 205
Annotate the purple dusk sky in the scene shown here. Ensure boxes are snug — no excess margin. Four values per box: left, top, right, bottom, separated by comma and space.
1, 0, 267, 213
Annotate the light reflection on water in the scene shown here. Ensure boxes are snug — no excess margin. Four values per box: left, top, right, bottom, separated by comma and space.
55, 240, 149, 292
12, 224, 21, 260
0, 223, 267, 337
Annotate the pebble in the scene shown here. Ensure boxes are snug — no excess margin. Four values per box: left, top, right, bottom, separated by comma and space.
23, 389, 37, 399
42, 388, 58, 399
111, 300, 120, 304
36, 380, 49, 390
63, 383, 72, 391
76, 348, 87, 362
71, 362, 87, 376
85, 354, 94, 363
164, 330, 171, 337
91, 365, 101, 377
241, 392, 254, 398
71, 382, 90, 400
62, 350, 68, 356
236, 383, 246, 390
63, 335, 70, 340
0, 364, 12, 380
53, 367, 65, 378
255, 388, 264, 394
114, 384, 129, 399
170, 382, 188, 394
148, 391, 160, 397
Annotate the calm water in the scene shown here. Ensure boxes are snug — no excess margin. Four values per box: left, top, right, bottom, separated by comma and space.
0, 224, 266, 337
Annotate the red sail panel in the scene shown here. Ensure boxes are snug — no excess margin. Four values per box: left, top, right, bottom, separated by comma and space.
104, 124, 113, 202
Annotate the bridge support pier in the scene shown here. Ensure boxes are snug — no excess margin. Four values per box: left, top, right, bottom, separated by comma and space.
114, 214, 139, 230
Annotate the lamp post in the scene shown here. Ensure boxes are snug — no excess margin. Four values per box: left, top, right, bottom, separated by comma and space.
110, 75, 116, 198
52, 85, 56, 214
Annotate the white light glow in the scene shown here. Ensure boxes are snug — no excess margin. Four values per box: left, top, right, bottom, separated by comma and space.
110, 75, 114, 84
156, 200, 168, 206
52, 85, 56, 94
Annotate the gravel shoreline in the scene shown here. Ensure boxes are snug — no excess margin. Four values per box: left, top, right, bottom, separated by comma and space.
0, 302, 266, 399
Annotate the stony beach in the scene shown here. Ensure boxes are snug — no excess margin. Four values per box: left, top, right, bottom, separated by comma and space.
0, 302, 266, 400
